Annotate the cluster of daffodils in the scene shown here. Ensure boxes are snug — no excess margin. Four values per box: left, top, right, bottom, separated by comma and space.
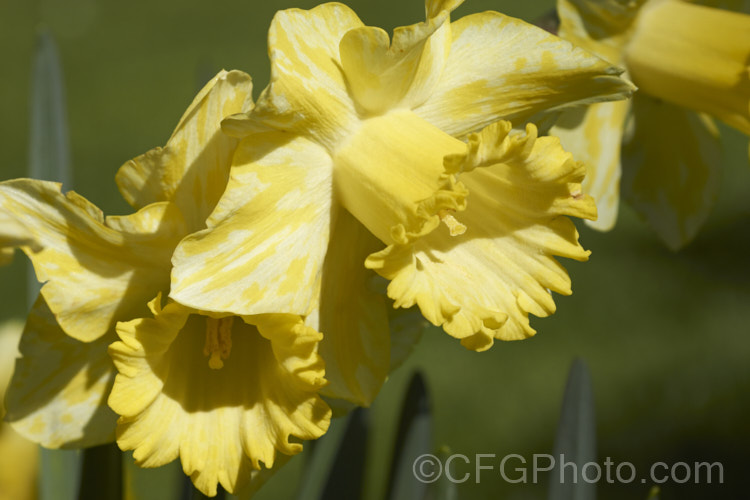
0, 0, 640, 496
552, 0, 750, 249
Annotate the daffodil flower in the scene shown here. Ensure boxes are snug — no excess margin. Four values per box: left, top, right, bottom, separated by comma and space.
1, 70, 330, 495
551, 0, 750, 248
169, 0, 634, 383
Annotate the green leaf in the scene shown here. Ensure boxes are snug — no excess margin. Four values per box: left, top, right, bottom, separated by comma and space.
387, 372, 433, 500
548, 359, 597, 500
27, 27, 71, 308
78, 443, 122, 500
293, 408, 368, 500
39, 449, 80, 500
123, 452, 182, 500
29, 28, 81, 500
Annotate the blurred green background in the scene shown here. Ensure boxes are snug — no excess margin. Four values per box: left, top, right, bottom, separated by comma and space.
1, 0, 749, 499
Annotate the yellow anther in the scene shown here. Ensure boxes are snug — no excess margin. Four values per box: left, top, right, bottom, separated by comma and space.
439, 209, 467, 236
203, 316, 234, 370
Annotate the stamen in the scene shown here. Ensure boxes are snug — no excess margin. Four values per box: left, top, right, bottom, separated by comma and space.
439, 209, 467, 236
203, 317, 234, 370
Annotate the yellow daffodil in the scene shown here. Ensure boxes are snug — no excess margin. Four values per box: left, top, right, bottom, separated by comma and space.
0, 320, 38, 500
1, 70, 330, 495
169, 0, 635, 381
551, 0, 750, 248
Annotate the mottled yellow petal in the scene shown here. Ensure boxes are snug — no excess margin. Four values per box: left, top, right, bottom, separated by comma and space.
170, 133, 333, 317
369, 122, 595, 351
551, 99, 629, 230
308, 208, 390, 407
116, 70, 253, 228
414, 11, 635, 138
624, 1, 750, 135
223, 4, 363, 148
0, 180, 186, 342
5, 297, 117, 448
109, 298, 330, 496
0, 211, 37, 266
621, 94, 721, 250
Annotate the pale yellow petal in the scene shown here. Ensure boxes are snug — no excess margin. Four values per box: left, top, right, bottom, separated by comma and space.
5, 297, 117, 448
339, 6, 452, 114
624, 1, 750, 135
414, 11, 635, 138
0, 211, 37, 266
0, 179, 186, 342
223, 4, 362, 148
621, 94, 721, 250
170, 133, 334, 317
550, 99, 629, 230
556, 0, 642, 64
308, 208, 390, 407
368, 122, 595, 351
116, 70, 253, 229
109, 299, 330, 496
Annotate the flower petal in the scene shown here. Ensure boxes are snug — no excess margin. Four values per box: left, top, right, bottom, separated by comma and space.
0, 180, 186, 342
116, 70, 253, 228
339, 5, 454, 113
5, 296, 117, 448
368, 122, 595, 351
414, 11, 635, 138
0, 211, 37, 266
621, 94, 722, 250
223, 4, 363, 148
556, 0, 641, 64
170, 133, 334, 317
550, 99, 629, 230
308, 208, 390, 407
108, 298, 330, 496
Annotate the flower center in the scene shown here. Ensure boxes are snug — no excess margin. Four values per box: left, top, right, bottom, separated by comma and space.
624, 0, 750, 134
203, 317, 234, 370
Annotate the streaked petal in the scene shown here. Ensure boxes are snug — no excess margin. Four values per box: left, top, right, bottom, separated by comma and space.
5, 297, 117, 448
116, 70, 253, 228
0, 211, 37, 266
0, 179, 186, 342
368, 122, 595, 351
109, 298, 330, 496
223, 4, 362, 148
308, 208, 390, 407
621, 94, 722, 250
414, 11, 635, 138
550, 99, 629, 230
170, 133, 334, 317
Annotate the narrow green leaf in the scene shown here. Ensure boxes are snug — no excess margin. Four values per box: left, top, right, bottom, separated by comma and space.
293, 412, 351, 500
123, 451, 182, 500
387, 372, 433, 500
39, 449, 80, 500
319, 407, 369, 499
27, 27, 71, 308
78, 443, 122, 500
429, 446, 458, 500
548, 359, 597, 500
29, 28, 81, 500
